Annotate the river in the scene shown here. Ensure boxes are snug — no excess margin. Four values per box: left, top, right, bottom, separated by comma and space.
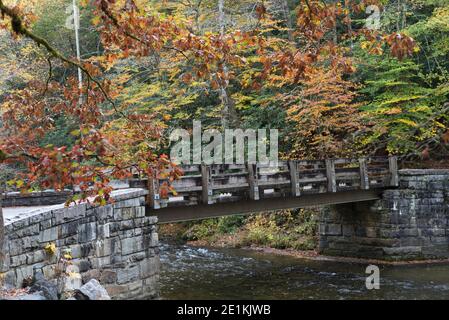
160, 243, 449, 300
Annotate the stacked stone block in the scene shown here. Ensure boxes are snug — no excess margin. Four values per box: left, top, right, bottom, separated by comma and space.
0, 189, 159, 300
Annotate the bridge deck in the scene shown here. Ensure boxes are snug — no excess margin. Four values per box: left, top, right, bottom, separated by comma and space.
126, 157, 398, 223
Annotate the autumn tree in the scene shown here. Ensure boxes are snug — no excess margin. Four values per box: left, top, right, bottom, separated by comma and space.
0, 0, 421, 269
0, 0, 276, 263
286, 66, 361, 159
355, 0, 449, 159
263, 0, 420, 159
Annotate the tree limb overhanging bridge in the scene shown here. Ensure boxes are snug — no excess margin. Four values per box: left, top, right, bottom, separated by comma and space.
126, 157, 399, 223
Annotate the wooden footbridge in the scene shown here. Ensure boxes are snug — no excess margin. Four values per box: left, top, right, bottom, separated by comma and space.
126, 157, 399, 223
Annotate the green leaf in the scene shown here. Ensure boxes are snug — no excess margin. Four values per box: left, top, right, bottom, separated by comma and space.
70, 129, 80, 137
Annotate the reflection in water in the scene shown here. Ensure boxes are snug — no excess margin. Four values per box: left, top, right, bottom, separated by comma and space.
160, 244, 449, 300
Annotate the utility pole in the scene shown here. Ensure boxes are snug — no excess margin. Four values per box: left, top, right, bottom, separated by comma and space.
72, 0, 83, 103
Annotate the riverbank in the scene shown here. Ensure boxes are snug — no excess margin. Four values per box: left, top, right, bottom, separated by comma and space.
242, 246, 449, 266
159, 209, 319, 250
159, 208, 449, 266
184, 235, 449, 266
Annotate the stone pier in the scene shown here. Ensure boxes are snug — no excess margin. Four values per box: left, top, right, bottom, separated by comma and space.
0, 189, 159, 300
319, 170, 449, 260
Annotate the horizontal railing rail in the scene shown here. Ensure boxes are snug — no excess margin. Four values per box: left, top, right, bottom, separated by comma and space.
126, 156, 398, 211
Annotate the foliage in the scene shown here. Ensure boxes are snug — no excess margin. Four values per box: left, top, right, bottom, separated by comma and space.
183, 215, 246, 241
356, 54, 441, 155
179, 209, 319, 251
286, 67, 362, 158
354, 1, 449, 157
44, 242, 57, 256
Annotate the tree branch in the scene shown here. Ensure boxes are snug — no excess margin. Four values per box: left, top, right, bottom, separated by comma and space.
0, 0, 123, 115
41, 56, 53, 97
97, 1, 189, 60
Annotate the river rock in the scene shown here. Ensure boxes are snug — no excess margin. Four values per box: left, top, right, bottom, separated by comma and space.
63, 265, 82, 292
74, 279, 111, 300
29, 272, 58, 300
5, 292, 48, 300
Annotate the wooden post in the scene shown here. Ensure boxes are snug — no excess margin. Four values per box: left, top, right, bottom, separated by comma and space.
325, 159, 337, 192
359, 158, 370, 190
289, 160, 301, 197
247, 163, 260, 200
147, 176, 161, 210
201, 164, 214, 204
389, 156, 399, 187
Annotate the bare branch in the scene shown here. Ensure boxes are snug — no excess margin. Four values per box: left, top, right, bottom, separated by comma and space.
41, 56, 53, 97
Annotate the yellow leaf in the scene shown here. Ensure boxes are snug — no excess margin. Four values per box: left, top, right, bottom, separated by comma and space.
44, 243, 57, 256
92, 16, 101, 26
396, 119, 418, 127
67, 271, 81, 278
383, 107, 402, 115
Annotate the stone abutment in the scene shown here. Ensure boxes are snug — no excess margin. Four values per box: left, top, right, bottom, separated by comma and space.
0, 189, 159, 300
319, 170, 449, 260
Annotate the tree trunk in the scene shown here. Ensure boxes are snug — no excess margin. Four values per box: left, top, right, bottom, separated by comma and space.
401, 0, 406, 30
280, 0, 294, 42
344, 0, 353, 50
218, 0, 239, 129
218, 0, 225, 41
332, 1, 339, 45
396, 0, 401, 32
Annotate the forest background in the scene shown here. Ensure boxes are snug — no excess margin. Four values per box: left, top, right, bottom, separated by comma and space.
0, 0, 448, 250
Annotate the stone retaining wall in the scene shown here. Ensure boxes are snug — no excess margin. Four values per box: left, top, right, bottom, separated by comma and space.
0, 189, 159, 300
2, 191, 74, 207
319, 169, 449, 260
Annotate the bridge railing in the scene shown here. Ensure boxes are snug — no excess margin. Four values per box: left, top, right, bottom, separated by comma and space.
128, 156, 398, 210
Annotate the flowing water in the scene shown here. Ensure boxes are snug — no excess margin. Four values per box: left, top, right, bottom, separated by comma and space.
160, 243, 449, 300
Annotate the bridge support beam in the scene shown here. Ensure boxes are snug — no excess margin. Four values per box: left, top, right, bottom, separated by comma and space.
157, 190, 381, 224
